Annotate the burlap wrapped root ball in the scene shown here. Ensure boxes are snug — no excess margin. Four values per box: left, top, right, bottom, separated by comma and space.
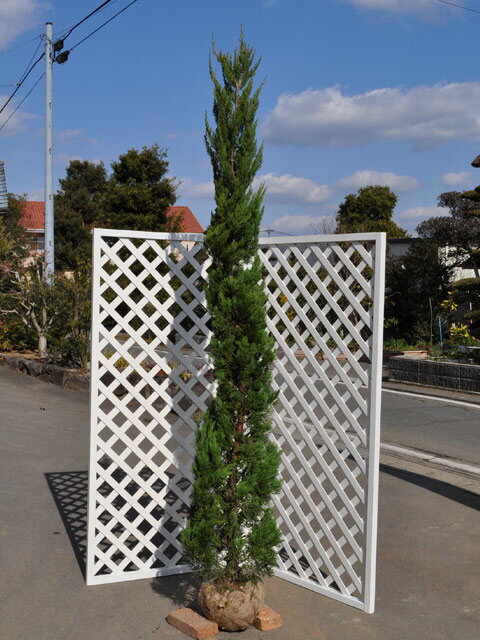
198, 582, 265, 631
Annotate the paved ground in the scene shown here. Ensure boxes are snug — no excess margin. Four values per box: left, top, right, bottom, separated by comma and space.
381, 389, 480, 466
1, 367, 480, 640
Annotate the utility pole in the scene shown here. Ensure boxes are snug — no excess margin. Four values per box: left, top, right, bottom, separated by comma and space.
44, 22, 54, 279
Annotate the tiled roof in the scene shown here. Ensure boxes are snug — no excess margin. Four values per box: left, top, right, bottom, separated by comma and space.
18, 202, 204, 233
166, 206, 204, 233
19, 201, 45, 229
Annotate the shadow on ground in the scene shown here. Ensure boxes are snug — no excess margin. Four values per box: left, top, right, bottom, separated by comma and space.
380, 464, 480, 510
44, 464, 480, 596
45, 470, 88, 578
150, 573, 200, 609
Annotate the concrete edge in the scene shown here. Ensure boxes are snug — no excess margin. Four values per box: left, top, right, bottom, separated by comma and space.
0, 353, 89, 393
382, 379, 480, 405
380, 449, 480, 495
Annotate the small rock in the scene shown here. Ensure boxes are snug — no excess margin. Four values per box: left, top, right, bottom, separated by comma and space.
253, 604, 283, 631
167, 608, 218, 639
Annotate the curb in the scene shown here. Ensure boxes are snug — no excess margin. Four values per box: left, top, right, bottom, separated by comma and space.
0, 354, 89, 393
382, 379, 480, 406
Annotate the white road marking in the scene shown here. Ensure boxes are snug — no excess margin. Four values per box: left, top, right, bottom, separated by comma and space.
381, 442, 480, 476
382, 387, 480, 410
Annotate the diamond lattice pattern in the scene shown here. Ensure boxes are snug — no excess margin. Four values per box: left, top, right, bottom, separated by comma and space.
88, 232, 382, 610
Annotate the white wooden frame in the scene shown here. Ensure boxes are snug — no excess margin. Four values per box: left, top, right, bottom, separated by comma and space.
87, 229, 385, 613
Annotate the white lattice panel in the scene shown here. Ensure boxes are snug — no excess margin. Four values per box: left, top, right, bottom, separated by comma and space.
87, 229, 385, 613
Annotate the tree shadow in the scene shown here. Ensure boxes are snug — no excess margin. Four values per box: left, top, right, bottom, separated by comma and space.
150, 572, 201, 609
380, 464, 480, 511
44, 470, 88, 578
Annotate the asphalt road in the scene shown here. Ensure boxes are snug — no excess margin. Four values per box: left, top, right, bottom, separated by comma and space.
380, 390, 480, 467
1, 366, 479, 640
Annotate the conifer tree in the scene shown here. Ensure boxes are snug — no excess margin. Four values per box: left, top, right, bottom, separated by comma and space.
181, 33, 281, 587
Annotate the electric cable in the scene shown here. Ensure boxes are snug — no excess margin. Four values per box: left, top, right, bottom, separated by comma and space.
0, 35, 43, 56
58, 0, 115, 41
0, 73, 45, 133
435, 0, 480, 14
54, 0, 123, 37
68, 0, 139, 53
0, 52, 44, 117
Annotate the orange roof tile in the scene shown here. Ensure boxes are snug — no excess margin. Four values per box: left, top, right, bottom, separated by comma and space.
19, 201, 45, 230
18, 202, 204, 233
166, 206, 204, 233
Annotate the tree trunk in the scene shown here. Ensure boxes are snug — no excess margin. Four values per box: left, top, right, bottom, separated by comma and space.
38, 334, 47, 358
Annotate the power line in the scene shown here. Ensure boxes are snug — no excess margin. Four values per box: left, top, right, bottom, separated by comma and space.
18, 36, 44, 84
54, 0, 123, 37
0, 52, 44, 117
0, 34, 43, 56
69, 0, 139, 52
0, 73, 45, 133
59, 0, 115, 41
434, 0, 480, 14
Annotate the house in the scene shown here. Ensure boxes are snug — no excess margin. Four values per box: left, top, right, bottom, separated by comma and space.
18, 202, 203, 252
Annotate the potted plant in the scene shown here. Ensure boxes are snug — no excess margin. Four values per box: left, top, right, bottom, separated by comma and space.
180, 33, 282, 632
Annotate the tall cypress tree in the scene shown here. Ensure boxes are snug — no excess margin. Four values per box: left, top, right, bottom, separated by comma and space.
181, 33, 281, 587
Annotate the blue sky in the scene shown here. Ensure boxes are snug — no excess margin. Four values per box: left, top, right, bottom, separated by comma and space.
1, 0, 480, 235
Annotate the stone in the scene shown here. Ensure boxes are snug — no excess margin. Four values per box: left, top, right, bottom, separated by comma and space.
198, 581, 265, 632
167, 608, 218, 639
253, 605, 283, 631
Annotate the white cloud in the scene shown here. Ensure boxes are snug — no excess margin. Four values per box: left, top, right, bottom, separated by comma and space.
54, 153, 103, 166
269, 214, 328, 234
334, 169, 419, 193
398, 205, 449, 220
0, 0, 47, 49
263, 83, 480, 150
343, 0, 439, 15
179, 178, 214, 199
0, 94, 36, 136
179, 173, 331, 206
441, 171, 472, 188
255, 173, 331, 204
55, 129, 83, 144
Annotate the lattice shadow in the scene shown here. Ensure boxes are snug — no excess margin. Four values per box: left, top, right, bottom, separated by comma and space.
45, 470, 89, 577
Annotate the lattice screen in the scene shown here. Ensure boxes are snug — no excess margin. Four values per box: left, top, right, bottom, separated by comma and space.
87, 229, 385, 613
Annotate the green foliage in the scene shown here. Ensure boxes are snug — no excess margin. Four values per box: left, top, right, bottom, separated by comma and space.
181, 33, 281, 587
47, 270, 92, 368
54, 160, 107, 270
336, 185, 408, 238
385, 240, 453, 344
98, 144, 177, 231
418, 185, 480, 334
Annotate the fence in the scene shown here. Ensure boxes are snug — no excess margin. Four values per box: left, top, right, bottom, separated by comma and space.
87, 229, 385, 612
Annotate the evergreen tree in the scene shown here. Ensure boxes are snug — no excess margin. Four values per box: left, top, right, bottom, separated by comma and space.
54, 160, 107, 270
336, 185, 408, 238
181, 34, 282, 587
417, 185, 480, 331
98, 144, 177, 231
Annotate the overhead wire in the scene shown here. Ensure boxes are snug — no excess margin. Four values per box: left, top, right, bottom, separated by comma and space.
68, 0, 139, 52
0, 73, 45, 133
434, 0, 480, 14
0, 52, 44, 117
0, 34, 43, 56
57, 0, 115, 41
54, 0, 123, 37
0, 0, 140, 131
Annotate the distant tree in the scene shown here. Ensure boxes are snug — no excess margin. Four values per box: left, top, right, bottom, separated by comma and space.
417, 187, 480, 277
336, 185, 408, 238
98, 144, 177, 231
385, 239, 453, 343
54, 160, 107, 270
417, 185, 480, 332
